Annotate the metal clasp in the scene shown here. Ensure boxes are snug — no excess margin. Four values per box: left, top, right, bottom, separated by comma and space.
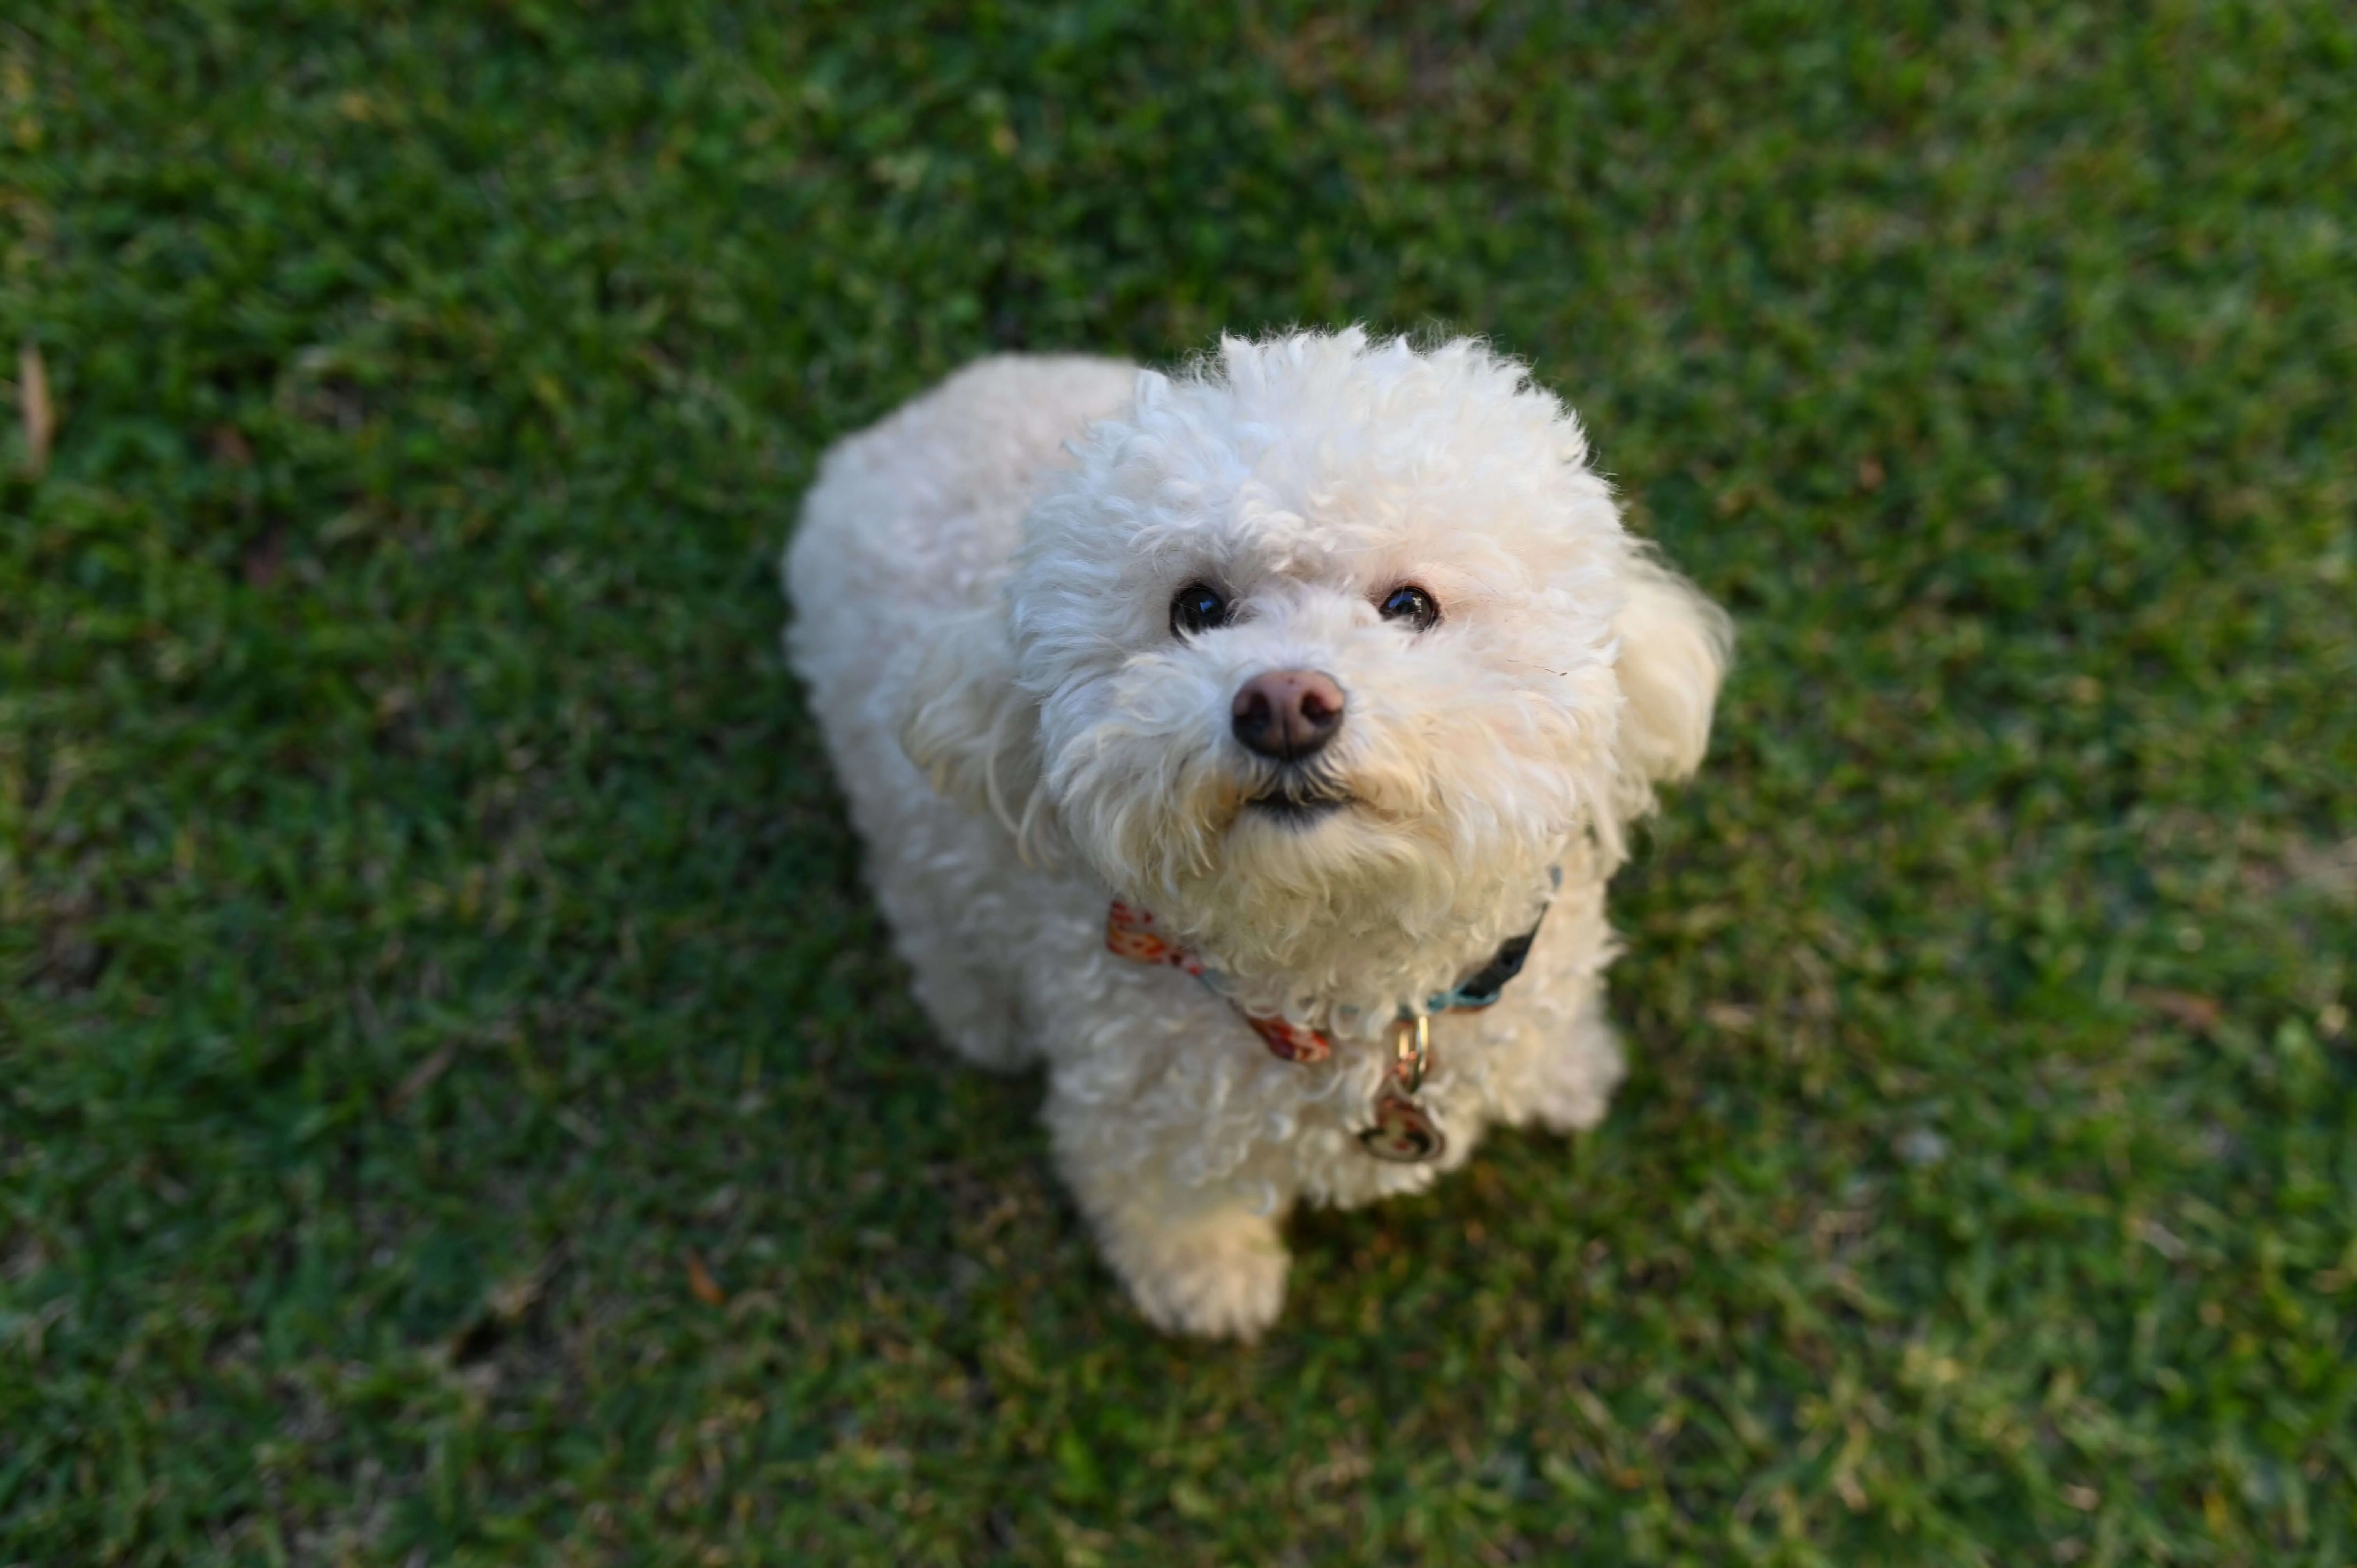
1360, 1014, 1444, 1164
1392, 1013, 1430, 1095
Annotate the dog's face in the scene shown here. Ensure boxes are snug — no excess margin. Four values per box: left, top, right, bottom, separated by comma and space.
905, 331, 1727, 1029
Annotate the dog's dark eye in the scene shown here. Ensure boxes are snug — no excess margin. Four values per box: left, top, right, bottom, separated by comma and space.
1170, 582, 1230, 638
1379, 584, 1441, 632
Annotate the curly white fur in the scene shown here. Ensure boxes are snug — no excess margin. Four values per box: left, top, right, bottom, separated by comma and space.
785, 330, 1729, 1338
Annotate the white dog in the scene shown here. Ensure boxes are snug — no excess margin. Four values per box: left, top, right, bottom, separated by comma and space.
785, 330, 1729, 1338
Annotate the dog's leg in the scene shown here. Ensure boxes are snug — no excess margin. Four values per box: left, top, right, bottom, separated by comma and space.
1528, 987, 1628, 1135
898, 940, 1030, 1072
860, 858, 1036, 1071
1087, 1182, 1292, 1341
1048, 1088, 1291, 1338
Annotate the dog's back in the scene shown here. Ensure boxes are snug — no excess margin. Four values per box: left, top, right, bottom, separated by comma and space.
786, 355, 1134, 774
783, 355, 1136, 1067
788, 355, 1134, 620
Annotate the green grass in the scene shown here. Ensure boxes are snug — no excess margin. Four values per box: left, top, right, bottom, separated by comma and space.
4, 2, 2355, 1563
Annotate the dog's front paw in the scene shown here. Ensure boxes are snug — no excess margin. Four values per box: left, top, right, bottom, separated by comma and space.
1101, 1208, 1290, 1340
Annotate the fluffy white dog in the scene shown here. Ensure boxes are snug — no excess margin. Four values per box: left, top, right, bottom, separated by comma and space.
785, 330, 1729, 1338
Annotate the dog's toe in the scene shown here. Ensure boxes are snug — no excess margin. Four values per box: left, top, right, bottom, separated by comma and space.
1104, 1208, 1290, 1340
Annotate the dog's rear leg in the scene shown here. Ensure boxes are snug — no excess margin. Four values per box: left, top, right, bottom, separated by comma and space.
900, 944, 1031, 1072
865, 872, 1035, 1070
1530, 988, 1628, 1135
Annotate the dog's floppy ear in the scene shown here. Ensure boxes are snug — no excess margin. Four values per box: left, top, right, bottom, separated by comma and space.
900, 603, 1059, 859
1609, 552, 1733, 814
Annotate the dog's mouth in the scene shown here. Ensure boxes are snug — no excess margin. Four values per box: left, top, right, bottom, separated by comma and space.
1240, 776, 1353, 828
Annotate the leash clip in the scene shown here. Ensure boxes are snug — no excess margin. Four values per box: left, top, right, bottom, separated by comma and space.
1359, 1014, 1444, 1164
1392, 1012, 1431, 1095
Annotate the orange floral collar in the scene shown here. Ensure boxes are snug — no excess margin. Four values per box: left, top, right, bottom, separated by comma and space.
1105, 901, 1336, 1061
1103, 893, 1548, 1065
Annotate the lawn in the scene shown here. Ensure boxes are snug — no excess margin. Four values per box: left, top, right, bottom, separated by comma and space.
4, 2, 2354, 1563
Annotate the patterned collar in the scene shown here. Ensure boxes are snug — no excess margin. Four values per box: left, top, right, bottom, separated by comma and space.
1104, 892, 1550, 1065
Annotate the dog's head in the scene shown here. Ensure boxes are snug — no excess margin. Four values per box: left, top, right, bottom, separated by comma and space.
905, 330, 1729, 1031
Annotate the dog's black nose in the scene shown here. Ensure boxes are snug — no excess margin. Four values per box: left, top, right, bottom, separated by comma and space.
1232, 669, 1345, 761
